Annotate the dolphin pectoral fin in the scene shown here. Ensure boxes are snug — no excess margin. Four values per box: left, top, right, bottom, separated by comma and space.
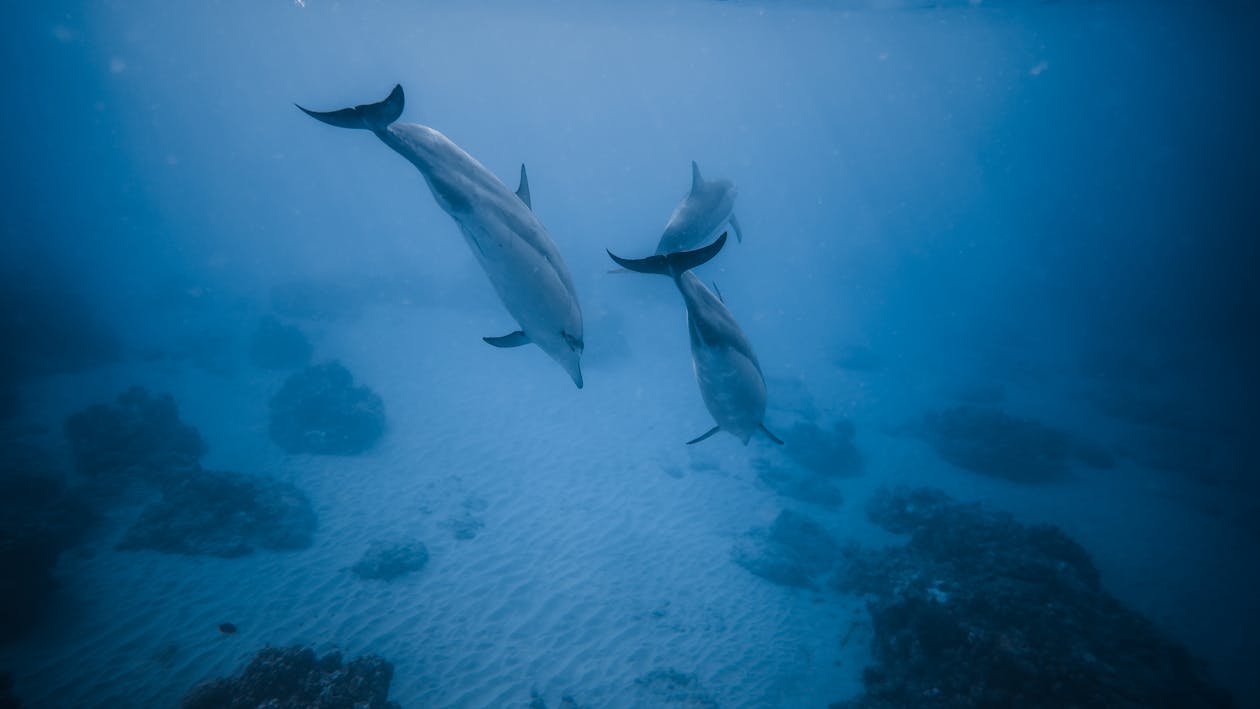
516, 164, 532, 209
686, 426, 722, 445
691, 160, 704, 192
483, 331, 531, 348
730, 212, 744, 243
760, 424, 785, 445
297, 84, 404, 131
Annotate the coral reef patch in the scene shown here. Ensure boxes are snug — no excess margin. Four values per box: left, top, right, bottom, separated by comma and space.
350, 540, 429, 581
754, 463, 844, 509
118, 469, 316, 557
783, 418, 863, 478
733, 510, 842, 589
64, 386, 206, 487
269, 361, 386, 455
179, 645, 400, 709
914, 406, 1113, 482
832, 486, 1233, 708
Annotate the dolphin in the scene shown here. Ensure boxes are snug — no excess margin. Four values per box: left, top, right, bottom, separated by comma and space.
607, 233, 782, 446
655, 161, 744, 255
298, 84, 584, 388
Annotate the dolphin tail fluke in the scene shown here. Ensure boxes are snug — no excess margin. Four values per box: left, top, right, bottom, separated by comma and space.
686, 426, 721, 445
760, 424, 784, 445
297, 84, 404, 131
606, 232, 728, 278
606, 251, 669, 276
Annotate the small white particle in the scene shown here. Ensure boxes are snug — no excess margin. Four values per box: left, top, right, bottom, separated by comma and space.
1029, 60, 1049, 77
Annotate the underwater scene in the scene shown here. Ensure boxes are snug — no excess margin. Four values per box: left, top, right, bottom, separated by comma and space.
1, 1, 1257, 707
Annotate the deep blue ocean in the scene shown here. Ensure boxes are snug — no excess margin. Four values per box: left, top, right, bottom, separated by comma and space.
2, 1, 1257, 707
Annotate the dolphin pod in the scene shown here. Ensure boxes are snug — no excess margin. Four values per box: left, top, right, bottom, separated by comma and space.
300, 84, 778, 444
298, 85, 585, 388
608, 234, 782, 446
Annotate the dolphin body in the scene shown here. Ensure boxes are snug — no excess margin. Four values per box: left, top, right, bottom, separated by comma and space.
654, 161, 744, 255
298, 85, 584, 388
608, 233, 781, 445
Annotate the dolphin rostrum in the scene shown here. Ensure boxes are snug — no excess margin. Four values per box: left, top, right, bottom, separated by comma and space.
607, 233, 781, 445
298, 84, 585, 388
654, 161, 744, 255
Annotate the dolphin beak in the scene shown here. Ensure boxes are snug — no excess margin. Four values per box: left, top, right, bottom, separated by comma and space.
571, 363, 584, 389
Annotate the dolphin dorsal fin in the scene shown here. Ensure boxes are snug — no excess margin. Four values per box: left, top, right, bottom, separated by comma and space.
516, 164, 532, 210
690, 160, 703, 193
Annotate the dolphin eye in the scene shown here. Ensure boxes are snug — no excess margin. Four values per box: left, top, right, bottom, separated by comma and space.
562, 332, 583, 353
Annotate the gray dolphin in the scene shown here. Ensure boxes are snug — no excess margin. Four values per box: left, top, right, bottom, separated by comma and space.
655, 161, 744, 255
298, 85, 584, 388
607, 233, 781, 445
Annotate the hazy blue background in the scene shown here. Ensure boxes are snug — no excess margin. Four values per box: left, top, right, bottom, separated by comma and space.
2, 0, 1257, 705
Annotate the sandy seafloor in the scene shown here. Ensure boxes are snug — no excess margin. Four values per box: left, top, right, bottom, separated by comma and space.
2, 288, 1256, 708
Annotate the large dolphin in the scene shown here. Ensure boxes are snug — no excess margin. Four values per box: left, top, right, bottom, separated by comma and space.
298, 85, 585, 388
654, 161, 744, 255
607, 233, 781, 445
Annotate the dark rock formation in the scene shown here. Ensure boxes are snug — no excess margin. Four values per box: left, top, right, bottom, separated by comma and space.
734, 510, 842, 589
0, 444, 96, 642
180, 645, 400, 709
118, 469, 316, 557
250, 315, 312, 370
269, 362, 385, 455
64, 386, 206, 486
915, 406, 1112, 482
833, 487, 1233, 708
351, 540, 429, 581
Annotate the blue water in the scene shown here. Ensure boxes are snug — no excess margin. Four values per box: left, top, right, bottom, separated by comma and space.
2, 1, 1257, 707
